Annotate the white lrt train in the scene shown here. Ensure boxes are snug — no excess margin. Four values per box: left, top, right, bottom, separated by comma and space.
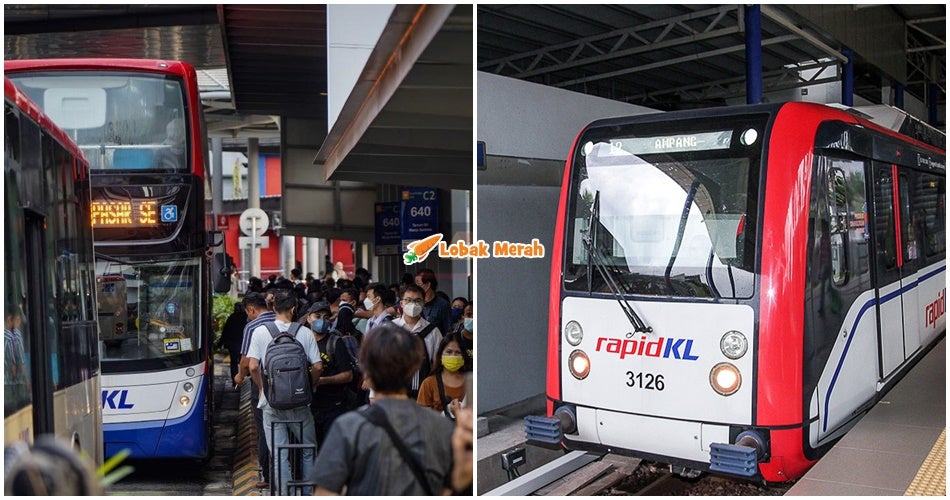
529, 102, 945, 482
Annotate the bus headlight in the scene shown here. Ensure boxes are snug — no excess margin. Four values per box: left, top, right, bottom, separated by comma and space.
183, 382, 194, 393
720, 331, 748, 359
710, 363, 741, 395
179, 395, 191, 406
568, 350, 591, 380
564, 320, 583, 346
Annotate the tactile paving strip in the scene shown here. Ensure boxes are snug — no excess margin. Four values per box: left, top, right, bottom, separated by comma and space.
232, 382, 266, 496
904, 428, 945, 496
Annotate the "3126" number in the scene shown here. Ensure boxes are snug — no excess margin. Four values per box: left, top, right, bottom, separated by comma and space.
625, 371, 665, 391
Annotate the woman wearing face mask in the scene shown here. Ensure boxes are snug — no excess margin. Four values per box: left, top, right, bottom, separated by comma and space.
449, 297, 468, 328
417, 333, 468, 419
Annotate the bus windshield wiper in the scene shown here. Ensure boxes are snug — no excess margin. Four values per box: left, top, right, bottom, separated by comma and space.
582, 192, 653, 334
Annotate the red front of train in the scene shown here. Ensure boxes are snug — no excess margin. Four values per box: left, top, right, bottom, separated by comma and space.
534, 102, 946, 482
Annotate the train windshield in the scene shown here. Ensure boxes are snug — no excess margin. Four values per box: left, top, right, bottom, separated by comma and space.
8, 72, 188, 172
564, 115, 767, 299
96, 257, 201, 366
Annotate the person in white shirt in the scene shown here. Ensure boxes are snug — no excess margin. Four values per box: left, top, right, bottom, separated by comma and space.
247, 291, 322, 495
391, 284, 442, 399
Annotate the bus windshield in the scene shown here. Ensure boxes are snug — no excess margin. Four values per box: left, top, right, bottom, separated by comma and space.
9, 73, 188, 172
96, 257, 201, 365
564, 115, 767, 299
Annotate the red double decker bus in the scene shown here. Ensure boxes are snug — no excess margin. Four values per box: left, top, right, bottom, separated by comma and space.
7, 59, 214, 460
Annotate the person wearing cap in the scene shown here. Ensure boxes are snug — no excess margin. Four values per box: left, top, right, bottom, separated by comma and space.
306, 300, 355, 447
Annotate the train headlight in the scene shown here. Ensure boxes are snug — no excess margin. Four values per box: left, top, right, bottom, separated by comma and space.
710, 363, 741, 396
568, 350, 591, 380
564, 320, 584, 346
179, 395, 191, 406
183, 382, 194, 393
720, 331, 748, 359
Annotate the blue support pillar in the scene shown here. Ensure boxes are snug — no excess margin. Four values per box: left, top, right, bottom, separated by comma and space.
928, 83, 938, 126
841, 49, 853, 107
744, 5, 763, 104
894, 83, 904, 110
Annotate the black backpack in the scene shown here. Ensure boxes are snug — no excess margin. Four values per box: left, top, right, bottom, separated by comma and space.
327, 332, 361, 379
262, 322, 312, 410
328, 331, 366, 409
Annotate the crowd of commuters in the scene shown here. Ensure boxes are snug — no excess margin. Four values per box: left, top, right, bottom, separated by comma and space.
216, 265, 474, 495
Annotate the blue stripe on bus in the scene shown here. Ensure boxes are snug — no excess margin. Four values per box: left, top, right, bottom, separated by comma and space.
822, 266, 945, 432
103, 375, 208, 458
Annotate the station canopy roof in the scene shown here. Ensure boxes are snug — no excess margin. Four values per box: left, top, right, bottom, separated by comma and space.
4, 4, 473, 191
477, 4, 945, 111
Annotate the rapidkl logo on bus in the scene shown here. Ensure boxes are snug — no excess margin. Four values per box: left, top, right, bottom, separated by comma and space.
596, 335, 700, 361
102, 389, 135, 409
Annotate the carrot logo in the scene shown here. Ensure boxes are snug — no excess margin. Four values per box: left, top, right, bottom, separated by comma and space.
403, 233, 443, 265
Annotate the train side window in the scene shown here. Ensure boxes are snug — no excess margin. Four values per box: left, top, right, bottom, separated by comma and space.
899, 174, 917, 263
873, 167, 898, 272
913, 173, 946, 259
828, 167, 848, 286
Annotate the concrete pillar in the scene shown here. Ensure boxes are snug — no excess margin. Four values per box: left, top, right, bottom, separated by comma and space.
744, 5, 763, 105
841, 49, 854, 107
281, 235, 295, 278
305, 238, 327, 278
247, 138, 261, 278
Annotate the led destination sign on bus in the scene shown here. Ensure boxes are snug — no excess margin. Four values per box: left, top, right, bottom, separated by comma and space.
91, 200, 158, 228
595, 130, 734, 156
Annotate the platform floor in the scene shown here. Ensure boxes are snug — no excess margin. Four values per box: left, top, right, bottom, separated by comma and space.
786, 337, 945, 496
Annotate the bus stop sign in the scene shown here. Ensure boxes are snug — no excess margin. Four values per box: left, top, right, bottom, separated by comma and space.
239, 208, 268, 237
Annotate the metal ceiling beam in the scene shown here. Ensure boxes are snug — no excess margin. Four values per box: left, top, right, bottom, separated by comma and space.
623, 59, 840, 104
906, 16, 946, 95
479, 5, 740, 78
552, 34, 798, 89
760, 5, 848, 63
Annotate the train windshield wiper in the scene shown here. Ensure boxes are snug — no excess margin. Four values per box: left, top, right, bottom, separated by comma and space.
664, 180, 700, 294
582, 191, 653, 334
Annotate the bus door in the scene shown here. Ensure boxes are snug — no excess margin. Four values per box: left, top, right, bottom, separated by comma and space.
896, 171, 921, 357
870, 163, 905, 378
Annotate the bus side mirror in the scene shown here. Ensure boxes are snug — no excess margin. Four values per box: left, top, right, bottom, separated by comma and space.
211, 252, 234, 294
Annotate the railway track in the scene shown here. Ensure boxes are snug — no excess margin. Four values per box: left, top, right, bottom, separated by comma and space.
487, 453, 793, 496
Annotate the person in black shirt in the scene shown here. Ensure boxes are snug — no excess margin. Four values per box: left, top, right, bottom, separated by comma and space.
306, 301, 354, 448
216, 302, 247, 380
415, 269, 452, 335
334, 287, 362, 341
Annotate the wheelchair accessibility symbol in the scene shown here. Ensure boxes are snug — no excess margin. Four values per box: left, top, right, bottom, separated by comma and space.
161, 205, 178, 223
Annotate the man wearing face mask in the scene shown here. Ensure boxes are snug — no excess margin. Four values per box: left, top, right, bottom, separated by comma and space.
393, 284, 443, 399
306, 301, 355, 448
364, 284, 394, 331
333, 287, 361, 342
415, 269, 452, 336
